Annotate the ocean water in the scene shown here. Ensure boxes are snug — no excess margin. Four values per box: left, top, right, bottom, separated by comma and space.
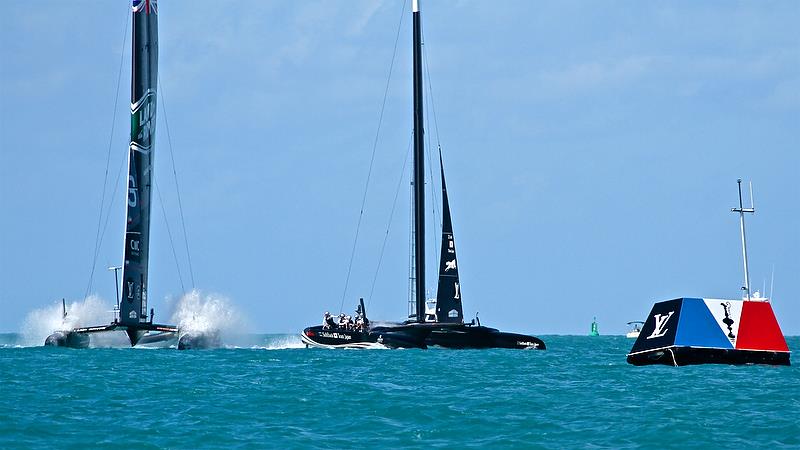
1, 334, 798, 449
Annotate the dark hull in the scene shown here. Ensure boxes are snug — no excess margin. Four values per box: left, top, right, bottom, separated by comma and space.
301, 324, 429, 349
44, 323, 179, 348
627, 346, 790, 366
178, 331, 222, 350
425, 324, 546, 350
44, 331, 91, 348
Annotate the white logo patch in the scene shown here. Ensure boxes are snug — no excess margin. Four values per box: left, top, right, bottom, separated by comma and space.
647, 311, 675, 339
703, 299, 743, 345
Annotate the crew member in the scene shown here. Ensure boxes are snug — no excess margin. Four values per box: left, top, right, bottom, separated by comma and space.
323, 312, 333, 329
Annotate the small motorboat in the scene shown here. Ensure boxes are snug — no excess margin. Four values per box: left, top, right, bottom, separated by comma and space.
626, 321, 644, 339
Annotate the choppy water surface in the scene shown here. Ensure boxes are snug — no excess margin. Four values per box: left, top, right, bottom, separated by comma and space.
1, 334, 798, 448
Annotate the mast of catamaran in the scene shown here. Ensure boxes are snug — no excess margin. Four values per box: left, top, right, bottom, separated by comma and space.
120, 0, 159, 345
731, 179, 754, 300
411, 0, 426, 323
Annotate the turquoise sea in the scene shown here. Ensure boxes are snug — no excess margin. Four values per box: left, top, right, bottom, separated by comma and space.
1, 334, 798, 449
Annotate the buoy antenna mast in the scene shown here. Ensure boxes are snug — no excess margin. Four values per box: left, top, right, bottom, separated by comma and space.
731, 179, 755, 300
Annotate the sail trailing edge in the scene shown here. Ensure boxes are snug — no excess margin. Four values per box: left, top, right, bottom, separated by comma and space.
435, 152, 463, 323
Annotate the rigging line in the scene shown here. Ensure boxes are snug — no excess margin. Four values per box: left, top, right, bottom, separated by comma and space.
338, 0, 408, 314
154, 180, 186, 294
423, 47, 441, 272
95, 155, 127, 276
158, 75, 195, 288
368, 133, 413, 310
408, 167, 417, 317
421, 27, 443, 149
84, 6, 130, 300
408, 165, 416, 317
420, 23, 441, 277
425, 100, 440, 271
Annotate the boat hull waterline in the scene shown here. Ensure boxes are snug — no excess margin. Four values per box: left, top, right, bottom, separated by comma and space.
302, 325, 430, 349
44, 331, 91, 348
302, 323, 545, 350
177, 331, 222, 350
44, 323, 221, 350
627, 346, 790, 366
425, 324, 546, 350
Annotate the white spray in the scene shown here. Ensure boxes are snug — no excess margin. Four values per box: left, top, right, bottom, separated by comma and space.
169, 290, 243, 339
20, 296, 112, 346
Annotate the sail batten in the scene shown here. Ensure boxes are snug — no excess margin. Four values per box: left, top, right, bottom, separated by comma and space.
119, 0, 158, 343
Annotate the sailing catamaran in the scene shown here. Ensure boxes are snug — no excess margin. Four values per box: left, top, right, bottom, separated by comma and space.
45, 0, 211, 350
301, 0, 545, 350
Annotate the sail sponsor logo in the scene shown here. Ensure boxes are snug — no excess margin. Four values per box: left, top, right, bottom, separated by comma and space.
445, 259, 456, 271
127, 281, 135, 301
128, 175, 138, 207
448, 309, 458, 318
131, 92, 155, 152
137, 99, 153, 142
319, 332, 352, 340
447, 238, 455, 253
517, 341, 540, 348
129, 310, 137, 319
647, 311, 675, 339
454, 282, 460, 300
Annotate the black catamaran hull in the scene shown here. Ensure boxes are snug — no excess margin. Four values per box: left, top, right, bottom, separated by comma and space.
300, 2, 545, 350
425, 325, 545, 350
44, 323, 178, 348
301, 325, 429, 349
627, 346, 790, 366
44, 331, 91, 348
177, 331, 222, 350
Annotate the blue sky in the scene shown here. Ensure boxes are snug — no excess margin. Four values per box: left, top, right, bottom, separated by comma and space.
1, 1, 798, 335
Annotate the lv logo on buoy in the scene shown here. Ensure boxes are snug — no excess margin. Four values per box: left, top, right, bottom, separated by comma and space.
647, 311, 675, 339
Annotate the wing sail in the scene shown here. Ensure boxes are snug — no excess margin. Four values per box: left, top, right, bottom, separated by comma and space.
120, 0, 158, 341
435, 153, 464, 323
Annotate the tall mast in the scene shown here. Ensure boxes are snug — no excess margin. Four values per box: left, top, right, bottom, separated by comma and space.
120, 0, 158, 344
731, 179, 754, 300
412, 0, 426, 322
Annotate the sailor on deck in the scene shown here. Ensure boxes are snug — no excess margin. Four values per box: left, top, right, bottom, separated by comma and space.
323, 312, 335, 329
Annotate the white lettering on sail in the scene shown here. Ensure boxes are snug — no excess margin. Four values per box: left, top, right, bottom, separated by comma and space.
647, 311, 675, 339
128, 175, 138, 207
127, 281, 135, 299
454, 282, 460, 300
130, 240, 140, 251
138, 100, 153, 141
